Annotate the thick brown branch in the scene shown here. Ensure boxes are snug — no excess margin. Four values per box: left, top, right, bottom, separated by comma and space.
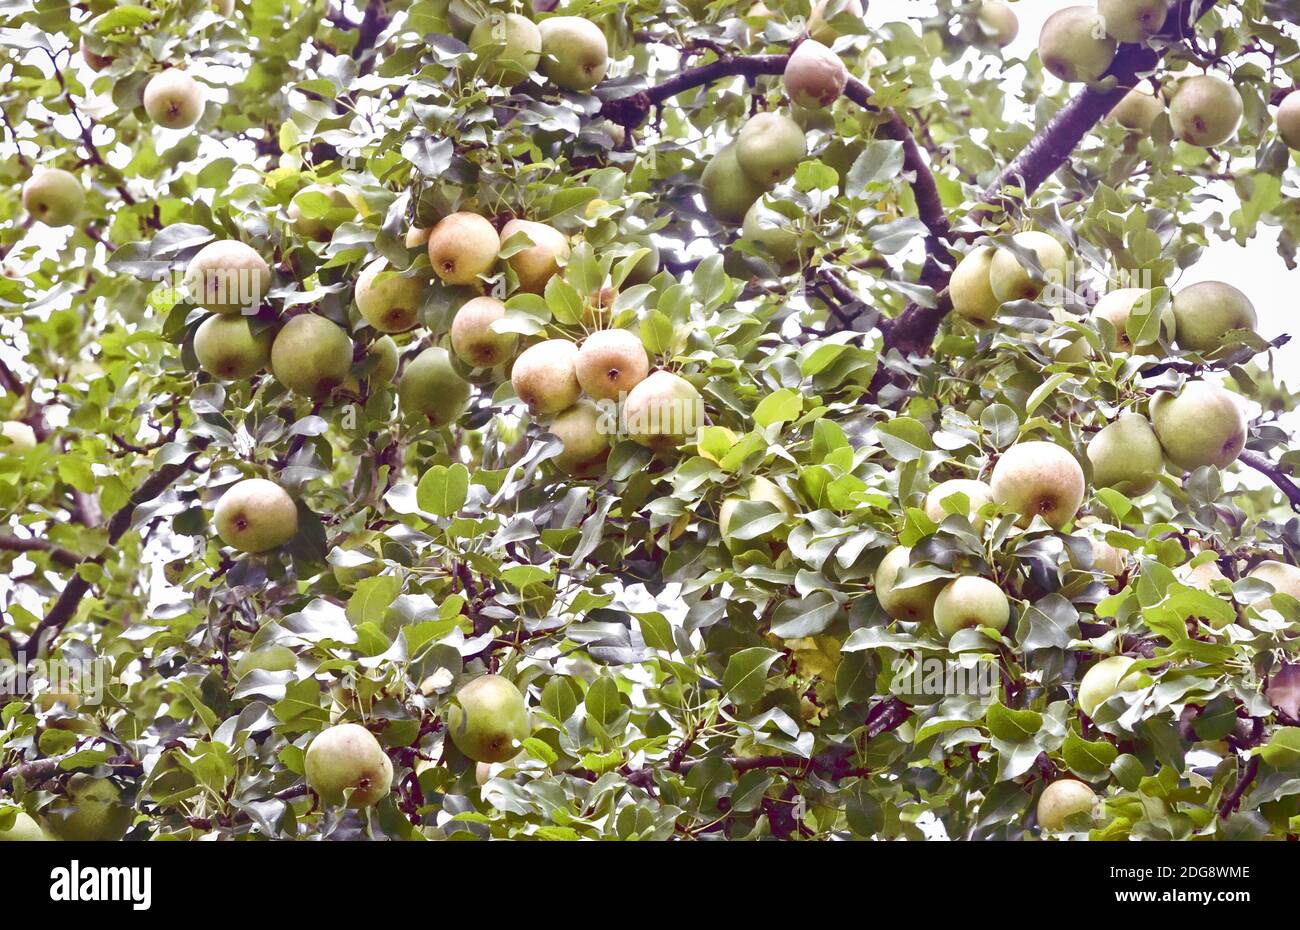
0, 534, 78, 567
1240, 451, 1300, 512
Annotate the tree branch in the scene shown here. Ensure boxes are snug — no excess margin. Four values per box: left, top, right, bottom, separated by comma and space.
1240, 451, 1300, 511
0, 534, 78, 567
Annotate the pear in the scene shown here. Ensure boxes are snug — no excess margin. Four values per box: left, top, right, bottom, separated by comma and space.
949, 246, 1000, 325
1149, 380, 1245, 470
47, 775, 132, 841
446, 675, 531, 763
623, 370, 704, 451
1089, 534, 1128, 578
1, 420, 37, 453
1247, 560, 1300, 612
719, 475, 797, 552
475, 762, 494, 785
213, 477, 298, 552
989, 231, 1068, 304
305, 723, 393, 808
1175, 557, 1229, 591
1086, 414, 1163, 495
1078, 655, 1139, 718
1278, 90, 1300, 149
142, 68, 204, 129
976, 0, 1018, 47
367, 335, 399, 384
398, 346, 471, 425
451, 296, 517, 367
469, 13, 541, 86
1098, 0, 1169, 43
1171, 281, 1257, 353
511, 339, 581, 414
924, 478, 993, 530
538, 16, 608, 91
1168, 74, 1242, 147
874, 545, 945, 623
700, 143, 767, 225
0, 810, 50, 841
287, 184, 355, 241
783, 40, 847, 109
500, 218, 569, 293
1109, 82, 1164, 131
194, 314, 272, 380
184, 239, 272, 314
234, 645, 297, 679
548, 400, 611, 477
623, 239, 661, 286
271, 314, 354, 398
1038, 7, 1116, 84
807, 0, 864, 44
1036, 780, 1097, 832
428, 212, 499, 285
742, 199, 801, 271
735, 112, 807, 186
990, 440, 1086, 529
933, 576, 1010, 639
80, 37, 114, 72
405, 225, 431, 248
21, 168, 84, 226
355, 260, 425, 333
576, 329, 650, 401
1090, 287, 1174, 353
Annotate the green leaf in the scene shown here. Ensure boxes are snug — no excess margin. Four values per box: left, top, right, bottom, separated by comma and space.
416, 463, 469, 517
723, 648, 782, 705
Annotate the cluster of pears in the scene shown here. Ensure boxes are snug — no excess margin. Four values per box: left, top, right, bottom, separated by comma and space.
1107, 73, 1243, 147
0, 775, 134, 842
1037, 1, 1170, 85
950, 230, 1069, 325
467, 11, 609, 92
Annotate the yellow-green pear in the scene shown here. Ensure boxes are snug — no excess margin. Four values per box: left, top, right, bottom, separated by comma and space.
305, 723, 393, 807
1098, 0, 1169, 43
742, 199, 801, 271
405, 225, 431, 248
194, 314, 272, 380
142, 68, 204, 129
428, 212, 499, 285
1088, 532, 1128, 578
950, 246, 1000, 325
184, 240, 272, 314
701, 143, 767, 225
1109, 82, 1164, 131
47, 775, 132, 841
1169, 74, 1242, 147
783, 39, 847, 109
512, 338, 580, 414
933, 576, 1010, 639
1086, 414, 1163, 495
1078, 655, 1139, 718
1091, 287, 1174, 353
1278, 90, 1300, 149
623, 370, 704, 451
735, 112, 807, 186
1176, 557, 1228, 591
548, 400, 610, 477
1149, 380, 1246, 470
990, 440, 1086, 529
575, 328, 649, 401
214, 477, 298, 552
924, 478, 993, 530
367, 335, 399, 384
21, 168, 84, 226
470, 13, 541, 86
451, 296, 517, 367
807, 0, 864, 44
288, 184, 355, 241
355, 260, 425, 333
874, 545, 945, 623
538, 16, 608, 91
1247, 560, 1300, 611
234, 645, 297, 678
1038, 7, 1115, 83
500, 218, 569, 293
719, 475, 797, 552
1, 420, 37, 453
976, 0, 1018, 47
1171, 281, 1257, 353
271, 314, 354, 397
1037, 779, 1097, 832
446, 675, 531, 763
0, 810, 50, 841
989, 231, 1068, 304
398, 346, 471, 425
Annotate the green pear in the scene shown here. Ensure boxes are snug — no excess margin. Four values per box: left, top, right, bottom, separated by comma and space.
783, 39, 847, 109
1091, 287, 1174, 353
80, 37, 114, 72
807, 0, 864, 44
193, 314, 271, 380
1171, 281, 1257, 353
1086, 414, 1163, 495
989, 231, 1068, 303
398, 346, 471, 425
21, 168, 84, 226
1078, 655, 1139, 718
469, 13, 541, 86
1038, 7, 1116, 84
538, 16, 608, 91
0, 810, 50, 841
742, 199, 801, 271
1, 420, 37, 453
305, 723, 393, 808
234, 645, 297, 678
1098, 0, 1169, 43
367, 335, 399, 384
576, 328, 649, 401
1247, 560, 1300, 612
623, 370, 704, 451
547, 400, 611, 477
719, 475, 797, 552
1279, 90, 1300, 149
700, 143, 767, 225
933, 576, 1010, 639
1109, 83, 1164, 131
446, 675, 531, 763
511, 338, 580, 414
142, 68, 204, 129
500, 218, 569, 293
874, 545, 945, 623
1169, 74, 1242, 147
1149, 380, 1245, 470
735, 112, 807, 187
184, 239, 272, 314
355, 260, 425, 333
976, 0, 1018, 47
271, 314, 354, 397
949, 246, 1000, 325
924, 478, 993, 530
990, 440, 1086, 529
428, 212, 499, 285
1036, 779, 1097, 832
213, 477, 299, 552
451, 296, 517, 367
288, 184, 355, 241
47, 775, 132, 841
